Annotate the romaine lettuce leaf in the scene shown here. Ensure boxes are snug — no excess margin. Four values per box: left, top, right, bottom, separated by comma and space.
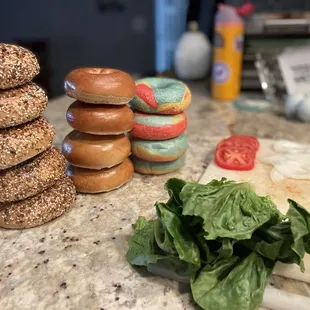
191, 252, 273, 310
126, 215, 196, 281
164, 178, 187, 210
240, 200, 310, 271
126, 216, 166, 266
156, 202, 201, 266
287, 199, 310, 259
217, 238, 236, 258
126, 178, 310, 310
154, 219, 177, 255
181, 181, 281, 240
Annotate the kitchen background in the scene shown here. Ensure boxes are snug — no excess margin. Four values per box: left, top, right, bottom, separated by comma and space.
1, 0, 310, 99
1, 2, 310, 309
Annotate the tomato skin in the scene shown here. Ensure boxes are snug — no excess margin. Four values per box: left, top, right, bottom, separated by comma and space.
229, 135, 260, 151
218, 135, 259, 153
214, 135, 259, 171
215, 146, 255, 171
217, 141, 256, 157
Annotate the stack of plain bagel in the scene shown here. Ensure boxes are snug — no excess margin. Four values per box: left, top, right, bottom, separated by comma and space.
62, 68, 135, 193
0, 43, 76, 229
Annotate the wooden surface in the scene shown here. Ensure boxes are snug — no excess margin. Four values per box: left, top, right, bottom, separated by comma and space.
199, 138, 310, 308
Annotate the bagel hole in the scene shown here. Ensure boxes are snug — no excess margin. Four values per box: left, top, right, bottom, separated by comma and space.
87, 68, 115, 75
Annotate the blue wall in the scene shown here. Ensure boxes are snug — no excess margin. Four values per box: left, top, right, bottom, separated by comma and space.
0, 0, 155, 96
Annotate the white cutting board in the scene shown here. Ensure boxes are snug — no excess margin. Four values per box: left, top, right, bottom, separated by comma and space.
199, 139, 310, 283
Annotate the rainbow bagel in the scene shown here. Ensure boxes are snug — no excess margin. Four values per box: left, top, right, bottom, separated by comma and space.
131, 154, 185, 175
130, 112, 187, 140
131, 134, 188, 162
130, 77, 191, 114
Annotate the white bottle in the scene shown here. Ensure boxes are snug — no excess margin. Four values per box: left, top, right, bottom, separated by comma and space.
285, 93, 304, 119
174, 21, 211, 80
297, 93, 310, 123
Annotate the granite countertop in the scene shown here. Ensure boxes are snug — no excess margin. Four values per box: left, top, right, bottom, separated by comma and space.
0, 83, 229, 310
233, 110, 310, 144
0, 82, 309, 310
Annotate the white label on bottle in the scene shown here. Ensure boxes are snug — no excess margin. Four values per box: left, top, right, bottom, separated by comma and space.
278, 46, 310, 94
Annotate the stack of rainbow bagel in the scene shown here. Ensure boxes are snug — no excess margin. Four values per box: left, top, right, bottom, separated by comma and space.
129, 77, 191, 175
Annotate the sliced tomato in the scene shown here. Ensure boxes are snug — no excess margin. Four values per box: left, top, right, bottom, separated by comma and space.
217, 141, 256, 157
215, 146, 255, 171
214, 135, 259, 170
217, 135, 259, 154
229, 135, 260, 151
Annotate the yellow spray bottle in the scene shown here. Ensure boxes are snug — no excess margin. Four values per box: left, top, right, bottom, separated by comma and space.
211, 4, 244, 101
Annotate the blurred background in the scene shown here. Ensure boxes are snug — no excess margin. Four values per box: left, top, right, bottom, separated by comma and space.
1, 0, 310, 107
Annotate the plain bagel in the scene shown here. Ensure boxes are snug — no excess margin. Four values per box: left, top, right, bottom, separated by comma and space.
62, 131, 131, 169
64, 68, 135, 104
0, 177, 76, 229
66, 101, 135, 135
66, 157, 134, 193
0, 117, 55, 170
0, 82, 48, 128
0, 44, 40, 89
0, 147, 66, 203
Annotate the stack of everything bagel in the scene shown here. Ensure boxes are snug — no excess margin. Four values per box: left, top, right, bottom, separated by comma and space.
62, 68, 135, 193
130, 77, 191, 174
0, 43, 76, 229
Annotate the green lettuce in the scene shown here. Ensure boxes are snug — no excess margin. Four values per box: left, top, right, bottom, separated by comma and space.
240, 199, 310, 271
287, 199, 310, 261
126, 178, 310, 310
125, 216, 165, 266
164, 178, 186, 210
181, 180, 281, 240
156, 203, 201, 266
191, 253, 273, 310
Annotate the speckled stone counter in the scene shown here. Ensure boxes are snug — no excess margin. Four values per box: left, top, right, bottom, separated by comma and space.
0, 83, 229, 310
233, 110, 310, 144
1, 81, 309, 310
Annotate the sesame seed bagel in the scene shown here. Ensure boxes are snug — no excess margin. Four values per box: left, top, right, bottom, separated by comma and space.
0, 44, 40, 89
0, 82, 48, 128
64, 68, 135, 104
0, 117, 55, 170
0, 177, 76, 229
0, 147, 66, 203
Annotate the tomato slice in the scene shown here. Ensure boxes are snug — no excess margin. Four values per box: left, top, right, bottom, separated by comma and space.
217, 141, 257, 157
229, 135, 260, 151
217, 135, 259, 155
214, 135, 259, 170
215, 146, 255, 171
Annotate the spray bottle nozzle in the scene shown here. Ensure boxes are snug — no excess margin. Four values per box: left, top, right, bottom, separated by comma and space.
236, 1, 255, 17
